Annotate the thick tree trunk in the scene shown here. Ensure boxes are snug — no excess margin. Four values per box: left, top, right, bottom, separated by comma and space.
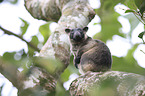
22, 0, 95, 95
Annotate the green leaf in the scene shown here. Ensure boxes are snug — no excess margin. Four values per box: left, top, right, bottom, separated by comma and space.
138, 31, 145, 39
39, 22, 51, 44
30, 36, 39, 46
19, 18, 29, 36
125, 9, 135, 13
7, 0, 18, 4
60, 68, 71, 82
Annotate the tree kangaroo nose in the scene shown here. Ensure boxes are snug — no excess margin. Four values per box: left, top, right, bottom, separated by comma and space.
74, 32, 82, 41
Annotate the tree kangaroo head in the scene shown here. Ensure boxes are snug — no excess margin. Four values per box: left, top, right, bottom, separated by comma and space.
65, 27, 88, 42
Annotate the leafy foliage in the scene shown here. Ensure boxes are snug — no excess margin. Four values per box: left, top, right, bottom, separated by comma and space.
138, 31, 145, 39
138, 31, 145, 43
39, 22, 51, 44
19, 18, 29, 36
93, 0, 145, 76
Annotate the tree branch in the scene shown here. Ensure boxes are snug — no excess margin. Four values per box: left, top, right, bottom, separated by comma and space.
0, 26, 40, 52
0, 57, 23, 90
70, 71, 145, 96
24, 0, 95, 95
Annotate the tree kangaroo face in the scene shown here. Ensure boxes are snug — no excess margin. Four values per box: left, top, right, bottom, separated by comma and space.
65, 27, 88, 42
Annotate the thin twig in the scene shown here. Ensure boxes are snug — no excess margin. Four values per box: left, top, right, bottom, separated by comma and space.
0, 26, 40, 52
140, 50, 145, 54
142, 38, 145, 44
134, 13, 145, 25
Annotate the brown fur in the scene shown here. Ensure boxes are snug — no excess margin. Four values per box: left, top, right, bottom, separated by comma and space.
65, 27, 112, 74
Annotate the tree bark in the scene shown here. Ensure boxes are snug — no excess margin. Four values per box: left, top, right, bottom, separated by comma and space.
23, 0, 95, 95
69, 71, 145, 96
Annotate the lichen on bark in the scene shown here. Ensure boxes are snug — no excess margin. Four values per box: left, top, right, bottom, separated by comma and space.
69, 71, 145, 96
24, 0, 95, 95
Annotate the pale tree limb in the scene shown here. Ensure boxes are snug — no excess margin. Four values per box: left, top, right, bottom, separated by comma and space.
22, 0, 95, 95
70, 71, 145, 96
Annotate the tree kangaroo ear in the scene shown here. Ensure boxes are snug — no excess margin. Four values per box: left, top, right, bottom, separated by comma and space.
83, 27, 88, 32
65, 28, 71, 33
